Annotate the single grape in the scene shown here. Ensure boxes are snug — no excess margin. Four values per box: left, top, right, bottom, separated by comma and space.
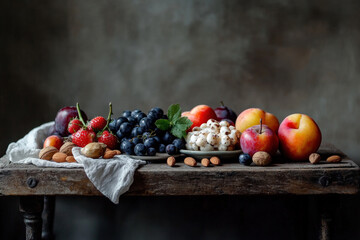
134, 143, 147, 156
162, 131, 175, 145
116, 129, 126, 139
140, 117, 154, 131
147, 147, 156, 156
120, 122, 132, 136
147, 111, 158, 123
109, 119, 117, 132
116, 117, 128, 130
173, 138, 185, 150
131, 110, 141, 118
122, 110, 132, 118
153, 136, 161, 144
135, 112, 146, 122
150, 107, 164, 118
158, 144, 166, 153
239, 154, 252, 166
121, 137, 130, 142
166, 144, 178, 155
122, 140, 134, 155
132, 137, 142, 145
127, 116, 137, 126
144, 137, 157, 149
131, 127, 139, 138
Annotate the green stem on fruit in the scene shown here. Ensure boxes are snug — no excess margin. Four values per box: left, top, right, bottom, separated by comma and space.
102, 102, 113, 132
76, 102, 87, 127
259, 118, 263, 134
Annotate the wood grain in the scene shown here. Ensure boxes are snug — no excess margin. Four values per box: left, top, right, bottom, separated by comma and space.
0, 144, 359, 196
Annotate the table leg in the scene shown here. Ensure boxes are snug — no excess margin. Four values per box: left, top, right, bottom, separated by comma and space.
318, 196, 333, 240
19, 196, 44, 240
42, 196, 56, 240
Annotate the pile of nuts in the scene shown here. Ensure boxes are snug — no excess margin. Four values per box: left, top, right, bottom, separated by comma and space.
167, 156, 221, 167
81, 142, 121, 159
39, 142, 77, 163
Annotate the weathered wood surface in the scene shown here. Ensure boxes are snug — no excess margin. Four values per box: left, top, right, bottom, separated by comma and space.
0, 144, 359, 196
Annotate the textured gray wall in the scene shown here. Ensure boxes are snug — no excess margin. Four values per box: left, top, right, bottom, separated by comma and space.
1, 0, 360, 239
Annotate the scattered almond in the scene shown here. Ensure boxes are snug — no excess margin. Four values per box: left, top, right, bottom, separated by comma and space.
184, 157, 197, 167
52, 152, 67, 163
59, 142, 76, 156
326, 155, 342, 163
252, 151, 271, 166
66, 156, 77, 163
103, 150, 116, 159
309, 153, 321, 164
167, 156, 176, 167
39, 146, 58, 160
210, 156, 221, 166
201, 158, 210, 167
113, 150, 121, 155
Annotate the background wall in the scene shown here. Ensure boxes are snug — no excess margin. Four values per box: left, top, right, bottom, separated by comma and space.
1, 0, 359, 239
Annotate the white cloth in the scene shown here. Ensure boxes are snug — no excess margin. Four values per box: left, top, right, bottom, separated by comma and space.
0, 122, 146, 204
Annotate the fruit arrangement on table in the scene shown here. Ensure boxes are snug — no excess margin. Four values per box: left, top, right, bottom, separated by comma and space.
39, 101, 342, 167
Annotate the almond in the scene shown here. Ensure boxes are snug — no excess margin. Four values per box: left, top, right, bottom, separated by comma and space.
103, 150, 116, 159
66, 156, 77, 163
113, 150, 121, 155
210, 156, 221, 166
39, 146, 58, 160
252, 151, 271, 166
59, 142, 76, 156
52, 152, 67, 163
167, 156, 176, 167
201, 158, 210, 167
309, 153, 321, 164
326, 155, 342, 163
184, 157, 197, 167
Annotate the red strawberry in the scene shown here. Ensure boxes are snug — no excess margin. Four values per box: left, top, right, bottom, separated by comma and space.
68, 118, 83, 134
72, 129, 96, 147
98, 130, 118, 150
87, 116, 107, 132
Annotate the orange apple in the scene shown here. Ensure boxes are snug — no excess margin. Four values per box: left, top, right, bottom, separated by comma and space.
43, 135, 63, 150
278, 113, 322, 161
182, 105, 218, 130
235, 108, 279, 133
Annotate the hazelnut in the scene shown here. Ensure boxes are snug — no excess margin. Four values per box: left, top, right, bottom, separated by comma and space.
39, 146, 58, 160
252, 151, 271, 166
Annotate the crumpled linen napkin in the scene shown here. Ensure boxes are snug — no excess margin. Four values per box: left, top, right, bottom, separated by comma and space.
0, 121, 146, 204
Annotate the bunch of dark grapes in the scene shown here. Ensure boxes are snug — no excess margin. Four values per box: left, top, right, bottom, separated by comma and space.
109, 107, 185, 156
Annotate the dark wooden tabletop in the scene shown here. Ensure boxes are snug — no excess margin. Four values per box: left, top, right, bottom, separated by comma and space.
1, 144, 359, 197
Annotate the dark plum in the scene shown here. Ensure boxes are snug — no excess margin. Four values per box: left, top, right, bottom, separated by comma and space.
54, 106, 88, 137
214, 102, 237, 123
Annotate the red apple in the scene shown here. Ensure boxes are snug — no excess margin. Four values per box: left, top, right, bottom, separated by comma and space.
43, 135, 63, 150
182, 105, 218, 130
278, 113, 321, 161
240, 121, 279, 157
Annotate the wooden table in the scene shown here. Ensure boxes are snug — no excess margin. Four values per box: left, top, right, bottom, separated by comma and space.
0, 144, 359, 240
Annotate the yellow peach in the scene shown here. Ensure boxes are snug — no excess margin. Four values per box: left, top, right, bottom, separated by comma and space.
235, 108, 280, 133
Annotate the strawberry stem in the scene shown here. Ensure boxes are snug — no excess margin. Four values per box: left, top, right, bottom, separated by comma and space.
102, 102, 113, 132
76, 103, 87, 127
